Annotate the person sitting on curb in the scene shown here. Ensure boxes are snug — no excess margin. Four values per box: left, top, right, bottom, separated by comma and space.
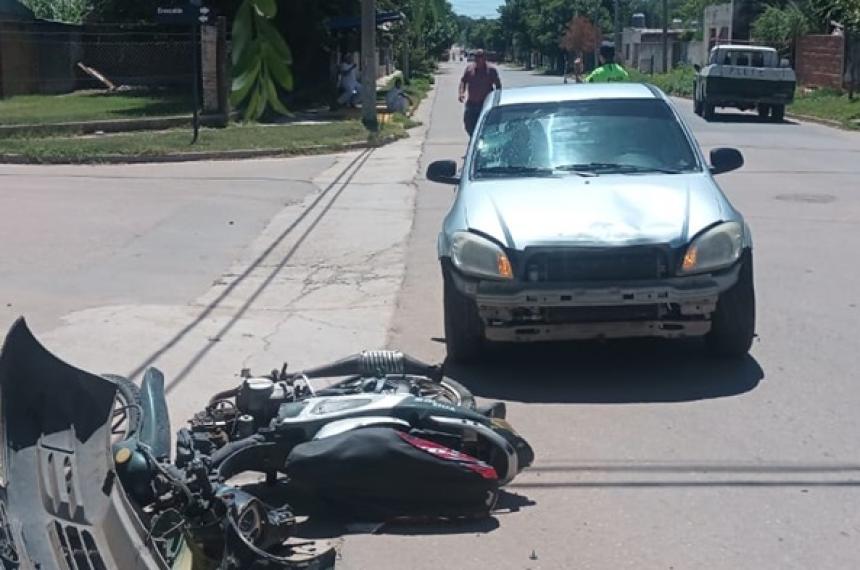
386, 78, 414, 114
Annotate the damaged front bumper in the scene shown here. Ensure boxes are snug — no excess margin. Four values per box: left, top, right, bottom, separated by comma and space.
450, 263, 742, 343
0, 319, 167, 570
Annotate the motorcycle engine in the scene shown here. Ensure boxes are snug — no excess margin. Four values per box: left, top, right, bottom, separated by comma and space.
189, 376, 307, 452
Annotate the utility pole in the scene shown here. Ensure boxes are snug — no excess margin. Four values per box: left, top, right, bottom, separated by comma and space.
361, 0, 378, 132
662, 0, 669, 73
613, 0, 621, 64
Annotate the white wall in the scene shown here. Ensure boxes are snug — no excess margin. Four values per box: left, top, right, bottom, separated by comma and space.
704, 3, 732, 47
687, 39, 706, 66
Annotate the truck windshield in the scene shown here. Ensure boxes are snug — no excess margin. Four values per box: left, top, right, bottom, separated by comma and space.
472, 99, 700, 178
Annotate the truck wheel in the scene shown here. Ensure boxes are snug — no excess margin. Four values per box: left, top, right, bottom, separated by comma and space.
705, 252, 756, 358
771, 104, 785, 122
443, 266, 485, 363
703, 101, 715, 121
757, 104, 771, 119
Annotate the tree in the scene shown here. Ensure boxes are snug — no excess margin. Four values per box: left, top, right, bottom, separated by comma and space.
231, 0, 294, 121
21, 0, 89, 23
380, 0, 459, 76
560, 15, 602, 62
752, 4, 809, 52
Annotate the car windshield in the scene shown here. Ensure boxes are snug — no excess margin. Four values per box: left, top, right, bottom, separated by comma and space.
471, 98, 700, 178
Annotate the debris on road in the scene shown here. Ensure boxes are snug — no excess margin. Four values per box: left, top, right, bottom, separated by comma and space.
0, 321, 534, 568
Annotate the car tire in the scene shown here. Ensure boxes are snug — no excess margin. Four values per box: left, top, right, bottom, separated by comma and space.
771, 104, 785, 122
757, 104, 771, 119
703, 101, 715, 121
443, 266, 485, 363
705, 252, 756, 358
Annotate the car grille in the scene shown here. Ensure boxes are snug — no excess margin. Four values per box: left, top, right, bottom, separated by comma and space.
522, 248, 667, 282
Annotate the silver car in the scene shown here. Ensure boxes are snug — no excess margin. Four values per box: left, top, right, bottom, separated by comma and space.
427, 83, 754, 362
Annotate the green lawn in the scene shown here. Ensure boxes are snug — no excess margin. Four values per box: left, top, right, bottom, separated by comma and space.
0, 90, 191, 126
788, 89, 860, 127
0, 121, 405, 162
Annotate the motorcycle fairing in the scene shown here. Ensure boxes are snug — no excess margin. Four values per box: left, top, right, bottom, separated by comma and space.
0, 318, 166, 570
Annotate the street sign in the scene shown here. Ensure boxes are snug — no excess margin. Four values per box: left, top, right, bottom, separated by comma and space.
156, 2, 209, 25
154, 2, 211, 144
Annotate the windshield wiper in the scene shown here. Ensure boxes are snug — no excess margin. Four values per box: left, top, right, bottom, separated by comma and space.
475, 165, 555, 178
556, 163, 684, 175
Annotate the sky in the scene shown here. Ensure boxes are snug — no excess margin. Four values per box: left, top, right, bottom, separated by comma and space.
451, 0, 503, 19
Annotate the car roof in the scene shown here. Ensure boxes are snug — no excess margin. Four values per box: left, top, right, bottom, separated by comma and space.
496, 83, 660, 107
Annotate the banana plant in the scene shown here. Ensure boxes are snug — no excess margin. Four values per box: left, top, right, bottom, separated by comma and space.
231, 0, 294, 120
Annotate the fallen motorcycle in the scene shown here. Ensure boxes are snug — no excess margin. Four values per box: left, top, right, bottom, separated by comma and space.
0, 318, 533, 569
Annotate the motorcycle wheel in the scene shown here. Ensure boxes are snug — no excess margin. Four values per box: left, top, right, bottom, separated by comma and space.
103, 374, 142, 443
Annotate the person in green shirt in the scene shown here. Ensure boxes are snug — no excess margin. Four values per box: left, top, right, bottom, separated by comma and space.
585, 46, 630, 83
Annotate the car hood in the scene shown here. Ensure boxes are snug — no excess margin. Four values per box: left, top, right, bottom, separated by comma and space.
462, 174, 726, 250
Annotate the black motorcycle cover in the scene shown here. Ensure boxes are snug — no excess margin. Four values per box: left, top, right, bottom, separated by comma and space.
285, 427, 499, 519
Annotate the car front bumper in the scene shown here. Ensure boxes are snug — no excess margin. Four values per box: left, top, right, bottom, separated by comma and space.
448, 262, 742, 342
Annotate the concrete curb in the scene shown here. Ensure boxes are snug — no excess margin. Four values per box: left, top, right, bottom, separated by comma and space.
783, 112, 853, 130
0, 114, 231, 138
0, 133, 405, 165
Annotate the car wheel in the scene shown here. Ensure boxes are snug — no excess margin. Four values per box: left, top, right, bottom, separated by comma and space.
757, 104, 771, 119
443, 266, 485, 363
705, 252, 756, 357
771, 104, 785, 122
703, 101, 715, 121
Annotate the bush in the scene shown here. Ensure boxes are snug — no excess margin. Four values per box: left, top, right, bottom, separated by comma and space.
627, 65, 696, 97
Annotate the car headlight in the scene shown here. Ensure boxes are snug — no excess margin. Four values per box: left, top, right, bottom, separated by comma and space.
680, 221, 743, 275
451, 231, 514, 280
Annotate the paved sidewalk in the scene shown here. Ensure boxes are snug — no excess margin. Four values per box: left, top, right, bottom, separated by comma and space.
36, 82, 435, 427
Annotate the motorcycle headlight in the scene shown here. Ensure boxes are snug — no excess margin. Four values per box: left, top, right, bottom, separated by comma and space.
451, 232, 513, 280
680, 221, 743, 275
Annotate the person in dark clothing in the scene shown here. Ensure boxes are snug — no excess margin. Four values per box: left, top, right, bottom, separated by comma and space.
458, 49, 502, 137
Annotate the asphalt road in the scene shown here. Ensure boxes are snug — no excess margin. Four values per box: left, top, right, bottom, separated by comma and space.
1, 63, 859, 569
342, 64, 860, 569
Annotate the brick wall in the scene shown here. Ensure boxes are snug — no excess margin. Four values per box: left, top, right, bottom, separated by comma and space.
796, 35, 844, 89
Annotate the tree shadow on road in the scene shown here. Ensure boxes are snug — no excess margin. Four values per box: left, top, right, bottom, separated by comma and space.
443, 339, 764, 404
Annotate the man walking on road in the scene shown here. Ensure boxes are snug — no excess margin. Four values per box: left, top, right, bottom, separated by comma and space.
458, 49, 501, 137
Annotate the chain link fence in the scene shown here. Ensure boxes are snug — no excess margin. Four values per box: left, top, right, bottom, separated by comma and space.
0, 21, 194, 97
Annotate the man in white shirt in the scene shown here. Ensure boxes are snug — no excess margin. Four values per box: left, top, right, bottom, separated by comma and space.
337, 53, 361, 107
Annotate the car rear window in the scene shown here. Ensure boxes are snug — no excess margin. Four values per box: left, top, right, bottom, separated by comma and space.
472, 98, 700, 177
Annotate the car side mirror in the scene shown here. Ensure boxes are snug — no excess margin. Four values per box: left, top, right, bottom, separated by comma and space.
710, 148, 744, 175
426, 160, 460, 185
780, 58, 790, 68
693, 64, 701, 72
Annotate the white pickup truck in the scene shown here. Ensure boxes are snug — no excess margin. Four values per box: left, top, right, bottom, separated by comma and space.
693, 45, 796, 122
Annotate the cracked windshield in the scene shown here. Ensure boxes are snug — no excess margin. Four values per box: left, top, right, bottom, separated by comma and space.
474, 99, 700, 175
0, 0, 857, 568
